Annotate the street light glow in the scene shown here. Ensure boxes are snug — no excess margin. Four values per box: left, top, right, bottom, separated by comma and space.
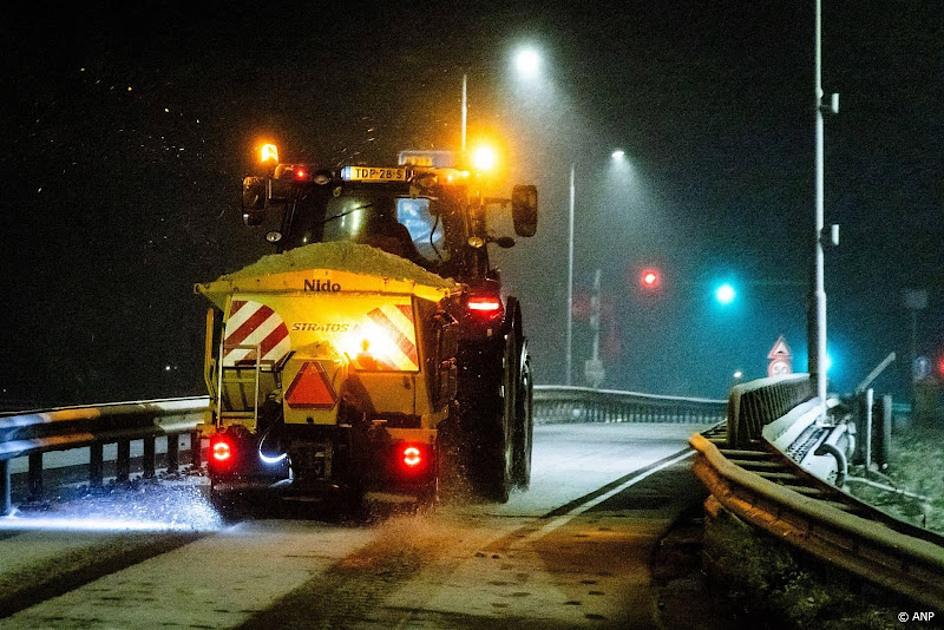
733, 370, 743, 379
611, 149, 625, 160
514, 47, 541, 79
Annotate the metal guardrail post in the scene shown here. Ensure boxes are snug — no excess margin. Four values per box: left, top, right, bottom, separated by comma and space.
1, 460, 10, 516
27, 453, 43, 502
116, 439, 131, 482
142, 436, 156, 479
190, 431, 202, 468
89, 443, 103, 487
166, 434, 179, 474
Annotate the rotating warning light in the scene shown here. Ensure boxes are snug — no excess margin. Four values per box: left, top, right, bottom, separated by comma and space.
471, 145, 498, 172
639, 268, 662, 291
259, 143, 279, 164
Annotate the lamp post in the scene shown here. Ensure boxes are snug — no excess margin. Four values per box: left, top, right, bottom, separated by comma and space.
566, 162, 575, 385
461, 74, 468, 152
810, 0, 839, 407
565, 150, 627, 386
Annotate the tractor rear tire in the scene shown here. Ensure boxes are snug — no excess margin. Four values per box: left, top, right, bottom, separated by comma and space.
478, 330, 516, 503
512, 354, 533, 489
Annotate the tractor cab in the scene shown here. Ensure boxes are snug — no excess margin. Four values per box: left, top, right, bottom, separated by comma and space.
240, 144, 538, 284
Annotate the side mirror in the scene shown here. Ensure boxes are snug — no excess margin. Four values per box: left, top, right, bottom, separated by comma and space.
242, 176, 267, 211
511, 184, 538, 237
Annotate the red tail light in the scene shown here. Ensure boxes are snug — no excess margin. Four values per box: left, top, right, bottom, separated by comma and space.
403, 446, 422, 468
396, 442, 429, 475
211, 436, 233, 464
467, 295, 503, 320
294, 167, 308, 180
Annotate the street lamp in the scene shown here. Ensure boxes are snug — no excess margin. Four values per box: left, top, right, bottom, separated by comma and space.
514, 47, 542, 80
462, 45, 543, 153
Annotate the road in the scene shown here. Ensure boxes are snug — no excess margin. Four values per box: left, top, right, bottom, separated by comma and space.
0, 422, 729, 629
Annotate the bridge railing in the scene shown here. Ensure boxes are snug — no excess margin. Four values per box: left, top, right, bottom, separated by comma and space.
0, 397, 207, 515
692, 374, 944, 609
0, 386, 726, 515
724, 373, 815, 447
534, 386, 726, 425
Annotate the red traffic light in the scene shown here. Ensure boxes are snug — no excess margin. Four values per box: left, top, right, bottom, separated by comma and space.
640, 267, 662, 291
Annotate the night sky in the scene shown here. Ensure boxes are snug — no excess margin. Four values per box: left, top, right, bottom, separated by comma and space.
1, 0, 941, 405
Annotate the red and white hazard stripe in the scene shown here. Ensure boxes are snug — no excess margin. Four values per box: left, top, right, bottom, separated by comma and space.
362, 303, 419, 371
223, 299, 291, 367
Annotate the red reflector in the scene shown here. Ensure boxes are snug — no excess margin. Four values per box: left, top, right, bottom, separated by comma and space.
294, 167, 308, 180
212, 439, 232, 462
285, 361, 337, 408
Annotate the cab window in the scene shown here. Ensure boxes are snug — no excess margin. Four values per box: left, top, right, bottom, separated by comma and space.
396, 197, 446, 259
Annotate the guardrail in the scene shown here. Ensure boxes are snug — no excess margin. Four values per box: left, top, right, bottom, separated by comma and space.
725, 373, 815, 447
692, 375, 944, 609
0, 387, 725, 516
0, 397, 208, 515
534, 385, 726, 425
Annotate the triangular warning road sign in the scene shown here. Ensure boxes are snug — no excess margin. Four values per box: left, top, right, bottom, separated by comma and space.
767, 335, 792, 360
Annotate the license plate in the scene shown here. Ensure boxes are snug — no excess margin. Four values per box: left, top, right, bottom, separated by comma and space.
341, 166, 407, 182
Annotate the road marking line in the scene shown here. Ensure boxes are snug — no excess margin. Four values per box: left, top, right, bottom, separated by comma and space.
520, 448, 695, 545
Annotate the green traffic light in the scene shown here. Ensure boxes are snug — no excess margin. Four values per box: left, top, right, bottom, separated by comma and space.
715, 283, 736, 305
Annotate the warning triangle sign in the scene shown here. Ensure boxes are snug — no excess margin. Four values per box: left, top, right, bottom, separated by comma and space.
285, 361, 338, 408
767, 335, 792, 360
